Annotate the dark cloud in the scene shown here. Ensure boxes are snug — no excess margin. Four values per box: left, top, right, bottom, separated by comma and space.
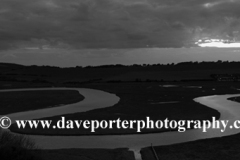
0, 0, 240, 49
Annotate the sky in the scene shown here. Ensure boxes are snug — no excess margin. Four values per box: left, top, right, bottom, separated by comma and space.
1, 0, 240, 66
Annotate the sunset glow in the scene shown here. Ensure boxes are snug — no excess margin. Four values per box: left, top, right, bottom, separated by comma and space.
196, 39, 240, 48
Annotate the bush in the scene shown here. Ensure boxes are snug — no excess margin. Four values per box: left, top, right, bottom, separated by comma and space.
0, 130, 42, 160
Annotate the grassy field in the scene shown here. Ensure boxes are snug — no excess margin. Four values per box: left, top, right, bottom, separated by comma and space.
0, 90, 84, 115
9, 81, 240, 135
3, 81, 240, 160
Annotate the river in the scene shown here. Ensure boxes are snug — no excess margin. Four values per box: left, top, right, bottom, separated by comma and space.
2, 88, 240, 160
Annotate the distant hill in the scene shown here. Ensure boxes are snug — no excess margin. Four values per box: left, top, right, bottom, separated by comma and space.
0, 62, 24, 68
0, 61, 240, 84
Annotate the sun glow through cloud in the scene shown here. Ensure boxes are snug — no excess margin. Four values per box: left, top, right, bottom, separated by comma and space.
196, 39, 240, 48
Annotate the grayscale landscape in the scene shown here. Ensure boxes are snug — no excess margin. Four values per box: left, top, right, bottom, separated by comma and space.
1, 0, 240, 160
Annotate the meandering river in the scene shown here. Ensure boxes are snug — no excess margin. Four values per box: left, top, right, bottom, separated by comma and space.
2, 88, 240, 160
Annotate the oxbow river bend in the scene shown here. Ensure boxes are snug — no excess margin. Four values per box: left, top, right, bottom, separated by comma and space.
1, 88, 240, 159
